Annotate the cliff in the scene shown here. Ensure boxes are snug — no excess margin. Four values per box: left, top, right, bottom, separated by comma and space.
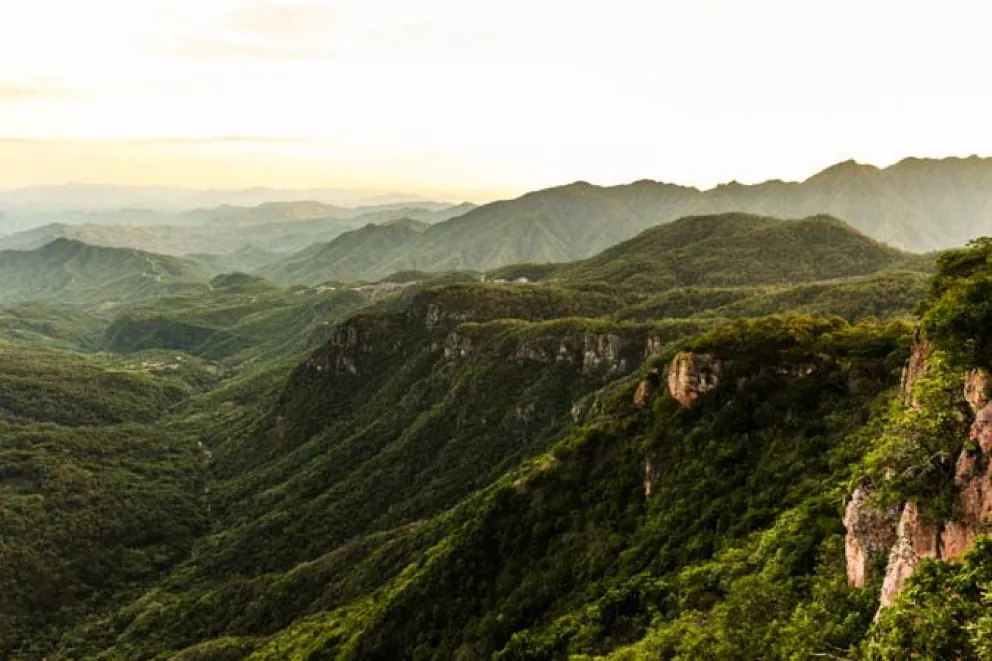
844, 340, 992, 608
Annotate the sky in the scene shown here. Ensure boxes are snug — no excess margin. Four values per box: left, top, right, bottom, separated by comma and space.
1, 0, 991, 200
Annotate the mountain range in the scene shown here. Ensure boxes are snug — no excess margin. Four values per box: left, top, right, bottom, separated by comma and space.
0, 213, 932, 309
6, 157, 992, 283
248, 157, 992, 284
0, 201, 476, 259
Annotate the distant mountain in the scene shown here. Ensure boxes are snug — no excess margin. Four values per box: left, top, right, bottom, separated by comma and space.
0, 239, 211, 305
0, 202, 477, 270
259, 157, 992, 285
259, 218, 431, 285
0, 183, 446, 212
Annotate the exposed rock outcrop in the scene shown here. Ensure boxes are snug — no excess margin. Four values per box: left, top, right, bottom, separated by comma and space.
844, 339, 992, 609
443, 332, 473, 360
633, 380, 652, 408
964, 368, 992, 412
938, 367, 992, 560
644, 335, 664, 359
843, 486, 899, 589
576, 333, 625, 374
900, 338, 932, 408
511, 332, 633, 376
666, 352, 721, 408
644, 458, 657, 497
880, 502, 940, 607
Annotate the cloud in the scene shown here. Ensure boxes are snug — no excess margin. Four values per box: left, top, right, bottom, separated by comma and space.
0, 136, 333, 146
148, 0, 514, 61
0, 81, 78, 99
152, 2, 342, 60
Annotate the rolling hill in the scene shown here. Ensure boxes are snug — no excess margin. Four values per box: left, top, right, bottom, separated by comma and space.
0, 238, 212, 305
555, 213, 933, 290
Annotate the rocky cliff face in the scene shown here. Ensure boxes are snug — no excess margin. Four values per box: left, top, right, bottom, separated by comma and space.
844, 342, 992, 608
302, 315, 409, 376
843, 486, 898, 589
666, 352, 721, 407
445, 325, 669, 379
941, 368, 992, 559
879, 501, 940, 607
900, 336, 932, 408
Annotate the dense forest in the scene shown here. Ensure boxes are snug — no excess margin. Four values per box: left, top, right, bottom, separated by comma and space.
1, 212, 990, 660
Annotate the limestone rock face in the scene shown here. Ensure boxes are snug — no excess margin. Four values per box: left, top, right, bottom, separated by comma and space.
847, 348, 992, 609
900, 339, 932, 408
580, 333, 625, 375
644, 335, 664, 359
964, 368, 992, 412
666, 352, 721, 408
644, 458, 657, 497
424, 303, 442, 330
443, 332, 474, 360
633, 380, 652, 408
880, 502, 940, 607
843, 486, 899, 588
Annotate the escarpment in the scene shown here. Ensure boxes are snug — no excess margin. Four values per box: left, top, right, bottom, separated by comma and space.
942, 367, 992, 558
844, 339, 992, 608
843, 486, 899, 589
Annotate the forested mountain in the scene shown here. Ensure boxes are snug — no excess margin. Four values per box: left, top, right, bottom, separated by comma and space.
2, 212, 990, 659
555, 213, 932, 290
0, 239, 211, 305
263, 212, 933, 287
258, 218, 431, 285
9, 157, 992, 284
260, 157, 992, 285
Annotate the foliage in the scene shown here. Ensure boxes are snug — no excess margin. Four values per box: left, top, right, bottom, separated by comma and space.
0, 421, 209, 657
857, 350, 969, 520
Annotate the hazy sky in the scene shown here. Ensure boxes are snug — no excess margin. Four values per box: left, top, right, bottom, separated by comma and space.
2, 0, 990, 199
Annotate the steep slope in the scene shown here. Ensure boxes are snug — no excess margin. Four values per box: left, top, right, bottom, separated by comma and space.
52, 312, 911, 660
0, 239, 212, 305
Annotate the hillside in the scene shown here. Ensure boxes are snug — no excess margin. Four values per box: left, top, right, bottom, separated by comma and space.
263, 212, 933, 291
556, 213, 933, 290
0, 239, 212, 305
2, 219, 991, 658
257, 218, 431, 285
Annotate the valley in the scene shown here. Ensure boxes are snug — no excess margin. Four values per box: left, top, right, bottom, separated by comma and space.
0, 203, 987, 659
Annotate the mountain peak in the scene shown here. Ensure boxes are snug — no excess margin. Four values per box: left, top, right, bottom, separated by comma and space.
806, 159, 881, 183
